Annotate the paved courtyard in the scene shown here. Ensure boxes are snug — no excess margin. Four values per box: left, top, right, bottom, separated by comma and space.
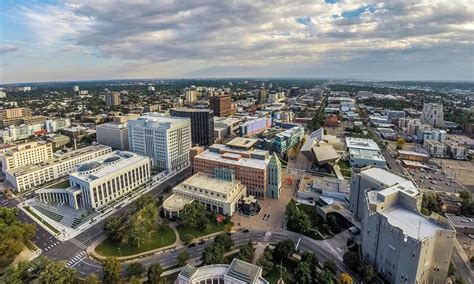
232, 172, 299, 231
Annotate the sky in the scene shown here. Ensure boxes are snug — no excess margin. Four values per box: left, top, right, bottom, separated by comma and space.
0, 0, 473, 84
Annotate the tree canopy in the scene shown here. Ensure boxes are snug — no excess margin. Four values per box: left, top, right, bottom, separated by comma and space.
0, 207, 36, 267
181, 202, 207, 229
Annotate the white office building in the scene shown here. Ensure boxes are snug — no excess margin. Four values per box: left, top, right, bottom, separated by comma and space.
36, 151, 151, 210
128, 113, 191, 172
350, 167, 455, 284
0, 141, 53, 172
5, 145, 112, 192
446, 141, 468, 160
346, 137, 386, 168
163, 170, 247, 218
45, 118, 71, 133
0, 124, 43, 142
96, 122, 129, 150
421, 103, 444, 127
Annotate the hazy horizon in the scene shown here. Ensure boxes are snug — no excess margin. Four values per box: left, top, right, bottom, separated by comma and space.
1, 0, 473, 84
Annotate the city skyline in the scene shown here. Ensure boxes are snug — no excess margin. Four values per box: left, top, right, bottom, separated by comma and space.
1, 0, 473, 84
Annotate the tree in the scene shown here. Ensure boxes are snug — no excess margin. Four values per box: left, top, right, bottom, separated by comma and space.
363, 265, 375, 283
147, 263, 163, 284
102, 257, 121, 284
237, 241, 255, 263
182, 233, 194, 244
285, 200, 311, 234
343, 251, 360, 271
132, 195, 156, 211
224, 224, 232, 234
126, 262, 145, 279
396, 137, 406, 149
323, 260, 337, 274
38, 260, 76, 284
294, 261, 312, 284
273, 239, 295, 262
177, 250, 190, 266
202, 243, 225, 265
84, 273, 99, 284
103, 216, 124, 243
317, 268, 334, 284
181, 202, 207, 229
0, 207, 36, 267
214, 233, 234, 251
256, 247, 274, 277
339, 272, 353, 284
129, 276, 142, 284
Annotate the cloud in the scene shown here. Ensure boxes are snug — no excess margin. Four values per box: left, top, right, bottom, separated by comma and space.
0, 44, 20, 55
4, 0, 474, 81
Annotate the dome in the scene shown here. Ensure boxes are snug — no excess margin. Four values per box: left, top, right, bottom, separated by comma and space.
104, 156, 120, 163
78, 161, 101, 172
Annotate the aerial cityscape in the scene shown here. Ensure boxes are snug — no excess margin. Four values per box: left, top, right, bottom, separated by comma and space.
0, 1, 473, 284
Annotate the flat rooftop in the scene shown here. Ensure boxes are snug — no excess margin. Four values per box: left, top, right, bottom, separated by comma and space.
195, 148, 268, 169
360, 167, 408, 188
179, 172, 242, 195
398, 150, 429, 157
346, 137, 380, 151
380, 205, 443, 240
130, 113, 189, 124
226, 137, 259, 149
349, 148, 386, 162
7, 145, 111, 176
69, 151, 149, 182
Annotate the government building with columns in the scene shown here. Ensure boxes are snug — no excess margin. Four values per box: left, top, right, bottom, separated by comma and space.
36, 151, 151, 210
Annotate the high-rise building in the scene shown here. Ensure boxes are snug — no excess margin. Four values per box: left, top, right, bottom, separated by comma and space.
96, 122, 129, 150
192, 138, 282, 199
170, 108, 214, 146
0, 107, 32, 126
128, 113, 191, 172
210, 95, 233, 117
258, 87, 267, 102
350, 167, 455, 284
185, 86, 198, 103
73, 86, 80, 92
421, 103, 444, 127
0, 141, 53, 172
105, 92, 121, 106
0, 124, 43, 143
44, 118, 71, 133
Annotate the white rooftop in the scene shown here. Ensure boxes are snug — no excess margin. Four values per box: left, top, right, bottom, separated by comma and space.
346, 137, 380, 151
381, 205, 442, 240
69, 151, 149, 182
360, 167, 407, 188
349, 148, 386, 162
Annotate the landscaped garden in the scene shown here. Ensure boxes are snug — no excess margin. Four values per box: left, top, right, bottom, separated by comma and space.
95, 225, 175, 256
96, 196, 176, 257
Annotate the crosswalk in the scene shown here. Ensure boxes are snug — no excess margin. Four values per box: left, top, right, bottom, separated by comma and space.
43, 242, 60, 252
70, 238, 87, 249
66, 251, 86, 268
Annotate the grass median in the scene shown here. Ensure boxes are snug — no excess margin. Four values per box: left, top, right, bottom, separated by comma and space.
24, 206, 60, 234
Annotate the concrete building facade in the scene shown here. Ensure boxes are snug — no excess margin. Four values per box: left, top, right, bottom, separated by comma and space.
96, 122, 129, 150
170, 108, 214, 146
128, 113, 191, 172
421, 103, 444, 127
5, 145, 112, 192
351, 167, 455, 284
45, 118, 71, 133
105, 92, 121, 106
36, 151, 151, 210
0, 141, 53, 172
210, 95, 233, 117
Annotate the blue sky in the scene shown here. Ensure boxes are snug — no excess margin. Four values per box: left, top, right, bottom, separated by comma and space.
1, 0, 473, 83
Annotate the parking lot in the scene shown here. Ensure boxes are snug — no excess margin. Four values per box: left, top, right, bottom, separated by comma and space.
410, 166, 465, 193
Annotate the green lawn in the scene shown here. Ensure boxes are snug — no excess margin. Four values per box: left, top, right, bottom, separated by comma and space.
337, 159, 352, 177
95, 225, 176, 257
23, 206, 60, 234
176, 219, 230, 242
46, 179, 71, 189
